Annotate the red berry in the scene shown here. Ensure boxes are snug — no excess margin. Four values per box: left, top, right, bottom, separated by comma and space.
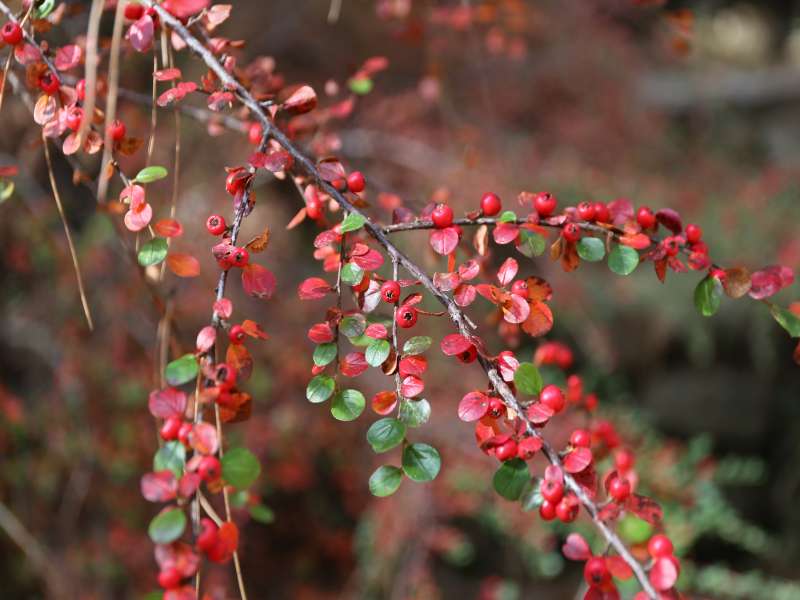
215, 362, 237, 389
124, 3, 145, 20
157, 567, 182, 590
247, 121, 262, 145
480, 192, 502, 216
539, 499, 557, 521
609, 476, 631, 502
107, 119, 126, 142
177, 422, 192, 446
685, 223, 702, 244
65, 107, 83, 131
494, 439, 518, 461
584, 557, 611, 587
231, 247, 249, 267
593, 202, 610, 223
614, 448, 635, 472
380, 280, 401, 304
346, 171, 365, 193
396, 305, 418, 329
456, 345, 477, 364
198, 456, 221, 482
570, 429, 591, 448
431, 203, 454, 229
488, 397, 504, 418
663, 236, 680, 257
562, 222, 581, 242
229, 324, 246, 344
539, 384, 565, 414
540, 479, 564, 504
577, 201, 595, 221
39, 72, 60, 95
75, 79, 87, 101
1, 21, 22, 45
306, 196, 323, 220
160, 416, 182, 441
197, 518, 218, 552
510, 280, 528, 297
517, 436, 540, 460
226, 171, 247, 196
206, 214, 227, 235
637, 206, 656, 229
648, 534, 674, 558
533, 192, 557, 217
556, 495, 579, 522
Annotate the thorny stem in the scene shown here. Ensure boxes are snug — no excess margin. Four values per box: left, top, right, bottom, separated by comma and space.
141, 2, 659, 595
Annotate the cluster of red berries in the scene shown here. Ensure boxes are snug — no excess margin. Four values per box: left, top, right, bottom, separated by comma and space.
206, 214, 250, 269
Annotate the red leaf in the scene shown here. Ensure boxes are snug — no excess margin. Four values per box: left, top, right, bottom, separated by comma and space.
400, 375, 424, 398
154, 218, 183, 237
454, 283, 477, 307
372, 391, 397, 415
625, 494, 663, 525
317, 158, 345, 182
501, 293, 530, 324
458, 391, 489, 422
213, 298, 233, 319
155, 542, 199, 578
178, 473, 201, 499
497, 257, 518, 286
242, 264, 276, 299
308, 322, 335, 344
154, 68, 182, 81
527, 402, 554, 424
167, 253, 200, 278
561, 533, 591, 561
563, 447, 593, 473
606, 556, 633, 580
749, 265, 794, 299
196, 326, 216, 352
127, 15, 155, 53
162, 0, 211, 19
351, 248, 384, 271
340, 352, 368, 377
619, 233, 651, 250
283, 85, 318, 114
141, 471, 177, 502
493, 222, 519, 245
649, 557, 678, 591
440, 334, 473, 356
207, 90, 235, 111
189, 422, 219, 455
365, 323, 388, 339
298, 277, 331, 300
398, 355, 427, 377
148, 388, 187, 419
54, 45, 82, 71
250, 150, 293, 172
521, 301, 554, 337
429, 227, 459, 255
655, 208, 682, 234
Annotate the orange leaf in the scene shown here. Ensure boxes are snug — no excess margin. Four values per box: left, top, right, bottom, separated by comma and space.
245, 227, 270, 253
154, 218, 183, 238
521, 301, 554, 337
167, 253, 200, 277
619, 232, 651, 250
241, 319, 269, 340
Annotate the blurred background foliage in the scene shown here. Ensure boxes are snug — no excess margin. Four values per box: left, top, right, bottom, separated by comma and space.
1, 0, 799, 598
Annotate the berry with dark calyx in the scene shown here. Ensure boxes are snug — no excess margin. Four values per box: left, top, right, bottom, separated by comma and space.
39, 72, 60, 95
540, 478, 564, 504
157, 567, 182, 590
198, 456, 221, 482
247, 121, 262, 145
1, 22, 23, 46
65, 107, 83, 131
510, 279, 528, 297
231, 247, 250, 267
380, 280, 401, 304
75, 79, 86, 101
197, 518, 219, 552
431, 203, 454, 228
562, 222, 581, 242
539, 499, 557, 521
609, 476, 631, 502
614, 448, 635, 473
215, 362, 237, 389
663, 236, 680, 257
685, 223, 702, 244
488, 397, 504, 418
584, 557, 611, 587
206, 214, 227, 235
160, 416, 182, 441
124, 3, 145, 20
494, 439, 518, 461
346, 171, 365, 193
533, 192, 557, 217
480, 192, 502, 216
637, 206, 656, 229
540, 384, 565, 413
396, 305, 418, 329
577, 201, 595, 221
556, 495, 579, 522
177, 422, 192, 446
647, 534, 674, 558
107, 119, 126, 142
570, 428, 591, 448
593, 202, 610, 223
457, 345, 477, 364
229, 324, 246, 344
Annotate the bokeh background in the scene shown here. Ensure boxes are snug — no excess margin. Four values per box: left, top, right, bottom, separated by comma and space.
1, 0, 800, 598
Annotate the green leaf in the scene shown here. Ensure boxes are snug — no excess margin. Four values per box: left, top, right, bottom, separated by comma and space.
403, 336, 432, 355
366, 418, 406, 453
577, 237, 605, 262
331, 389, 365, 421
517, 228, 546, 258
248, 504, 275, 524
514, 363, 543, 395
402, 443, 441, 482
348, 77, 374, 96
34, 0, 56, 19
340, 262, 364, 286
519, 478, 543, 512
770, 304, 800, 337
340, 213, 367, 233
618, 515, 654, 545
153, 441, 186, 478
221, 447, 261, 489
493, 458, 530, 501
137, 238, 168, 267
498, 210, 517, 223
148, 508, 186, 544
313, 343, 337, 366
340, 314, 366, 338
365, 339, 391, 367
306, 375, 335, 403
369, 465, 403, 497
165, 354, 198, 386
398, 398, 430, 427
135, 165, 168, 183
608, 244, 639, 276
694, 276, 722, 317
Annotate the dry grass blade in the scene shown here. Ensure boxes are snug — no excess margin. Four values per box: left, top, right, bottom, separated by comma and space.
76, 0, 104, 149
